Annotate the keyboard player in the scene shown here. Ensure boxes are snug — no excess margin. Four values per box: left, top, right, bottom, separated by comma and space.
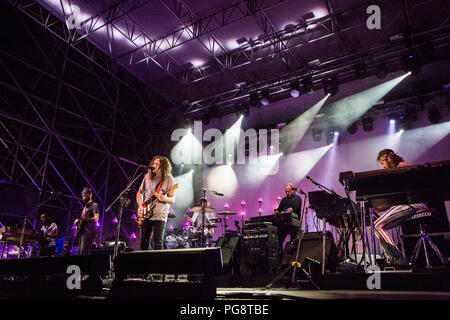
374, 149, 427, 266
274, 183, 302, 251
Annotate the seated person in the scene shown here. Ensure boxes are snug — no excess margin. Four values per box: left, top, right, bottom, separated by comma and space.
374, 149, 427, 265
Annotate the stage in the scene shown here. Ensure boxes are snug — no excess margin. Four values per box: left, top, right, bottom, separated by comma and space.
1, 0, 450, 311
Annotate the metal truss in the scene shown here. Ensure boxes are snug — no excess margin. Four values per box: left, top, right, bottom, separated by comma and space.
1, 1, 174, 245
117, 0, 289, 64
182, 4, 450, 116
11, 0, 152, 97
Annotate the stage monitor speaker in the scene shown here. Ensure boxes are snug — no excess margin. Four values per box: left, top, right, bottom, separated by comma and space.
0, 253, 111, 299
113, 247, 222, 277
281, 231, 338, 273
111, 247, 223, 300
0, 253, 111, 276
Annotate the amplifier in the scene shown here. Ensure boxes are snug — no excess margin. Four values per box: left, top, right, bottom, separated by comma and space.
243, 222, 278, 241
241, 224, 279, 276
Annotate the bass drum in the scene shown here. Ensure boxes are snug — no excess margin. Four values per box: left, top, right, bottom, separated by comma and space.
164, 234, 187, 249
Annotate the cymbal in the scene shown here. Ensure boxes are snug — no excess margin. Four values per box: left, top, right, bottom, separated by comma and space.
168, 213, 176, 219
190, 206, 216, 213
216, 211, 237, 216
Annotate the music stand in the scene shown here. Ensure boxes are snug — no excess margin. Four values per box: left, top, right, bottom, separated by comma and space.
264, 191, 320, 290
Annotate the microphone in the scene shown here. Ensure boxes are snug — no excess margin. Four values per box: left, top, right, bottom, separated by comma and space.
306, 176, 319, 186
292, 187, 306, 194
214, 192, 224, 197
306, 176, 321, 187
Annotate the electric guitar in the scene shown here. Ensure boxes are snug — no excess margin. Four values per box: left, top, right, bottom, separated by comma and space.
136, 183, 178, 227
74, 202, 95, 238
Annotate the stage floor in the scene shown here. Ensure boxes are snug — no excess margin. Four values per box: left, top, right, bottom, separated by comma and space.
216, 288, 450, 300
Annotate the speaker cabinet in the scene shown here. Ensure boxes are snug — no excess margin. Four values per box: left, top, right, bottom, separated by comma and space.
281, 231, 338, 273
216, 235, 241, 267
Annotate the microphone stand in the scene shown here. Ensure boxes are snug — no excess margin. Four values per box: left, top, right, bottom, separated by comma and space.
307, 177, 343, 200
307, 177, 361, 271
106, 170, 144, 262
198, 189, 223, 247
265, 191, 320, 290
199, 190, 207, 248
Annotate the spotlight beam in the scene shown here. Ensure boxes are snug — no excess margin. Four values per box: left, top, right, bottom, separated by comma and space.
203, 116, 243, 165
327, 72, 411, 131
280, 94, 330, 153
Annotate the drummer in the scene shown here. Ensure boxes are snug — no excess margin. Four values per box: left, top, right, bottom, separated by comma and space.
184, 200, 217, 247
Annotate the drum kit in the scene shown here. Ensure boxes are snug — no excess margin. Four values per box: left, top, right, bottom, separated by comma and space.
163, 205, 238, 249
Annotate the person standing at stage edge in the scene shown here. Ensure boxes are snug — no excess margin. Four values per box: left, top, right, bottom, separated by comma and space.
137, 156, 176, 250
74, 187, 99, 255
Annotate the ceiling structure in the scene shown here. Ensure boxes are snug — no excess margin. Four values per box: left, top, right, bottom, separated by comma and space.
13, 0, 450, 121
1, 0, 449, 243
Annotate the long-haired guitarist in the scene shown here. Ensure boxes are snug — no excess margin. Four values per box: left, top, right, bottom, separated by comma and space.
137, 155, 176, 250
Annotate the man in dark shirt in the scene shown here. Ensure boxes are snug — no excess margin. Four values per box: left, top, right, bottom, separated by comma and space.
274, 183, 302, 251
74, 187, 99, 255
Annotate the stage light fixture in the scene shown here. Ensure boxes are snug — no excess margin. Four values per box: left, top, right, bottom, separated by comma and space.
326, 128, 337, 145
260, 90, 270, 106
235, 102, 250, 118
183, 117, 193, 131
323, 76, 338, 96
347, 122, 357, 135
404, 108, 418, 122
289, 80, 300, 98
362, 117, 373, 131
302, 12, 315, 21
203, 114, 211, 125
302, 77, 313, 93
354, 62, 367, 79
284, 24, 296, 32
428, 108, 441, 124
312, 128, 322, 142
249, 92, 260, 108
375, 64, 388, 79
397, 120, 411, 132
402, 52, 421, 75
388, 113, 397, 124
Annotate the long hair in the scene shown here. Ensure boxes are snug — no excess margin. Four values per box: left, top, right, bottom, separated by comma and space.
148, 156, 172, 180
377, 149, 405, 167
